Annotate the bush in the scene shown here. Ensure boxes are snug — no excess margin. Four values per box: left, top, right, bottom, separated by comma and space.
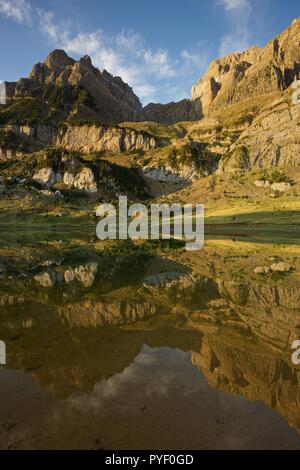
270, 170, 292, 184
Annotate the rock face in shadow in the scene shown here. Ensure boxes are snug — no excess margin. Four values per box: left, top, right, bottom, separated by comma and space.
142, 99, 202, 125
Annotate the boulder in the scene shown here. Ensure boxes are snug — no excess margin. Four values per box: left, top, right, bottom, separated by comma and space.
34, 270, 56, 288
254, 180, 271, 188
33, 167, 58, 186
64, 269, 76, 284
271, 182, 291, 192
63, 171, 75, 188
254, 267, 271, 275
64, 167, 98, 193
74, 262, 98, 287
143, 167, 184, 183
270, 262, 292, 273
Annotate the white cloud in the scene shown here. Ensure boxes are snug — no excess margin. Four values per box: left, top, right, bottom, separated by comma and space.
217, 0, 252, 56
219, 31, 251, 56
143, 49, 176, 78
0, 0, 210, 104
37, 8, 208, 104
0, 0, 31, 24
180, 49, 208, 69
115, 30, 142, 52
218, 0, 251, 11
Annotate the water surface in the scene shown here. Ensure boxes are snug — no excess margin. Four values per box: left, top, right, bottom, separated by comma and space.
0, 237, 300, 449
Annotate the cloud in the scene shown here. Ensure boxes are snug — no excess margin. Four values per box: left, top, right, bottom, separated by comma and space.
218, 0, 251, 11
115, 30, 142, 52
0, 0, 209, 104
68, 346, 193, 413
0, 0, 31, 24
143, 49, 176, 78
219, 30, 251, 56
217, 0, 252, 56
37, 8, 208, 104
180, 48, 208, 69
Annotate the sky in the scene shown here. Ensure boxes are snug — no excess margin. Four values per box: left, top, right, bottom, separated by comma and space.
0, 0, 299, 104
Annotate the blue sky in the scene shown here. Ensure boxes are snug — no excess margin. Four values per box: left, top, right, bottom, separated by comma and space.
0, 0, 299, 104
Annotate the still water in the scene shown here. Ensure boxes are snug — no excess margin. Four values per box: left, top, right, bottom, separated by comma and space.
0, 237, 300, 449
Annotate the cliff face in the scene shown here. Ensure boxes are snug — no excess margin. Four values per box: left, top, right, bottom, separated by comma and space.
142, 99, 202, 125
144, 17, 300, 125
56, 124, 157, 153
0, 122, 159, 158
218, 93, 300, 174
191, 18, 300, 116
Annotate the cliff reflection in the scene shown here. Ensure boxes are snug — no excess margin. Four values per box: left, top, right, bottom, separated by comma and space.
0, 241, 300, 448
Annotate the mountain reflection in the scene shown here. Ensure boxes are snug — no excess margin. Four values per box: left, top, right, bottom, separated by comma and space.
0, 241, 300, 449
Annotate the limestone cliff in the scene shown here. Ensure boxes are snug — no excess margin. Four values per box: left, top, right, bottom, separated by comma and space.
192, 18, 300, 116
0, 122, 159, 159
56, 124, 157, 153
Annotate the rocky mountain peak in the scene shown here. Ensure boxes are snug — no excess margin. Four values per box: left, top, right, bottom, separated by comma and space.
79, 55, 93, 69
5, 49, 142, 124
1, 18, 300, 126
44, 49, 75, 72
191, 17, 300, 116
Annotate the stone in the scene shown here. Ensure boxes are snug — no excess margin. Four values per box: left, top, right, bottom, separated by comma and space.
254, 267, 270, 275
64, 269, 76, 283
143, 167, 184, 183
54, 190, 63, 199
271, 182, 291, 193
270, 262, 292, 273
72, 167, 98, 193
34, 270, 56, 288
63, 171, 75, 188
254, 180, 270, 188
40, 190, 53, 197
33, 168, 56, 186
74, 262, 98, 287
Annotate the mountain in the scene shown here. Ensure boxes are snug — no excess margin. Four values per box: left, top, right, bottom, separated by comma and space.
1, 18, 300, 127
192, 17, 300, 117
0, 17, 300, 213
2, 49, 142, 125
144, 18, 300, 124
142, 99, 202, 124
